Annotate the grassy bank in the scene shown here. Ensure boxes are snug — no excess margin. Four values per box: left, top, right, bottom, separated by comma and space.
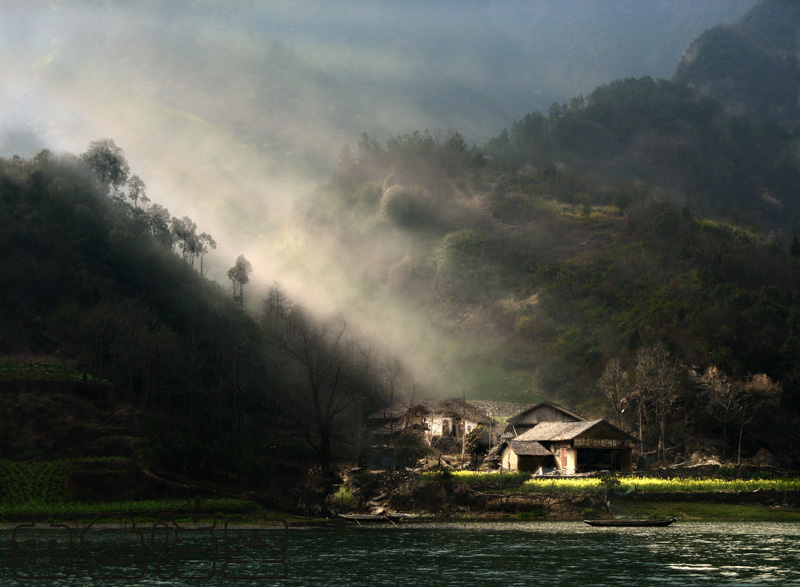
613, 501, 800, 522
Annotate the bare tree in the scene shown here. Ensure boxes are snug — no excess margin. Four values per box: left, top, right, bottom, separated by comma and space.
634, 342, 681, 464
262, 293, 372, 472
733, 374, 781, 464
699, 366, 737, 456
701, 367, 782, 464
597, 358, 629, 428
289, 314, 370, 471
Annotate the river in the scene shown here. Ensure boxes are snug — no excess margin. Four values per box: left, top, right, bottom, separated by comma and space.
2, 520, 799, 585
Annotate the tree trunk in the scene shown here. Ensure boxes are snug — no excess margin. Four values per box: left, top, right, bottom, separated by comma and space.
638, 403, 644, 454
737, 422, 744, 465
314, 421, 332, 473
722, 422, 727, 458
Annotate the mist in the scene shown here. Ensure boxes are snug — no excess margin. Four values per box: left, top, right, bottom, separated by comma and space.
0, 0, 757, 393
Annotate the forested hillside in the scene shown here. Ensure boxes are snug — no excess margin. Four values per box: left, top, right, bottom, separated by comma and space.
484, 77, 800, 231
6, 71, 800, 475
314, 75, 800, 464
0, 145, 393, 506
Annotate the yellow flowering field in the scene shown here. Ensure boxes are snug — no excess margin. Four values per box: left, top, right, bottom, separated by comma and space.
420, 471, 530, 486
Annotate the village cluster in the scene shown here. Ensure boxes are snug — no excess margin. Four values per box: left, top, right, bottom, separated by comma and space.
366, 400, 638, 474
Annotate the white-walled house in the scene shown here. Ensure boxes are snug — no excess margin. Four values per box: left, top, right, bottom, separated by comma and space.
366, 398, 499, 457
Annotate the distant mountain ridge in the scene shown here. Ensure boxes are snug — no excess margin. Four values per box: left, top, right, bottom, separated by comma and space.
674, 0, 800, 123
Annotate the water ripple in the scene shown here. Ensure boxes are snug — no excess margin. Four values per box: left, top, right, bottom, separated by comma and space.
2, 521, 800, 586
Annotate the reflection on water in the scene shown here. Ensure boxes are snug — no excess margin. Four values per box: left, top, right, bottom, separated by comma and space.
2, 521, 799, 586
284, 521, 800, 587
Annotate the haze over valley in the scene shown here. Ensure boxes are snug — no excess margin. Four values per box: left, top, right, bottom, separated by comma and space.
3, 0, 799, 486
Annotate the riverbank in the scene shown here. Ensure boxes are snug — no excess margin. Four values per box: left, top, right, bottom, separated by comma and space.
3, 461, 799, 526
403, 493, 800, 523
332, 467, 800, 523
1, 497, 798, 529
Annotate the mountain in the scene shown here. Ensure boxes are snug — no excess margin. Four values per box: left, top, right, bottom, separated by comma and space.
674, 0, 800, 124
485, 77, 800, 232
3, 1, 799, 487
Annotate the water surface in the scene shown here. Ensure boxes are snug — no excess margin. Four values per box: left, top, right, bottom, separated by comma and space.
2, 521, 799, 586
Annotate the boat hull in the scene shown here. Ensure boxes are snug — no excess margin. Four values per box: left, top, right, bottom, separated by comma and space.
339, 514, 403, 523
583, 517, 676, 527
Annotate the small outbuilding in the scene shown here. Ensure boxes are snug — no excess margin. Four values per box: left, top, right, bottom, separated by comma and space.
499, 439, 553, 472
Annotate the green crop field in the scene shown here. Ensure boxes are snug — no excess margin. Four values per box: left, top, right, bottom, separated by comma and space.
0, 460, 67, 505
0, 459, 256, 519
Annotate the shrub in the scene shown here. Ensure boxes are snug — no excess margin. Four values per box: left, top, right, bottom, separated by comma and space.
331, 486, 358, 511
393, 430, 432, 467
432, 467, 454, 489
599, 472, 621, 491
380, 184, 436, 229
517, 507, 546, 519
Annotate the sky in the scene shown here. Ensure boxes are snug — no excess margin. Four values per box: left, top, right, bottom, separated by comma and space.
0, 0, 758, 390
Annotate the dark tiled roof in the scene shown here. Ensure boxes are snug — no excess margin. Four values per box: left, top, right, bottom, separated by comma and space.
507, 401, 586, 424
368, 398, 498, 425
515, 420, 600, 441
509, 439, 552, 456
514, 419, 638, 442
369, 423, 425, 436
466, 401, 533, 422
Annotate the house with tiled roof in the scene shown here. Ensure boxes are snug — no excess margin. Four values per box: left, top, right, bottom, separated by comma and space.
496, 406, 639, 473
368, 398, 499, 443
364, 398, 502, 467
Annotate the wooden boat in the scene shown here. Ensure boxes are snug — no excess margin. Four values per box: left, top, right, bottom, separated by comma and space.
339, 513, 403, 524
583, 516, 676, 527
